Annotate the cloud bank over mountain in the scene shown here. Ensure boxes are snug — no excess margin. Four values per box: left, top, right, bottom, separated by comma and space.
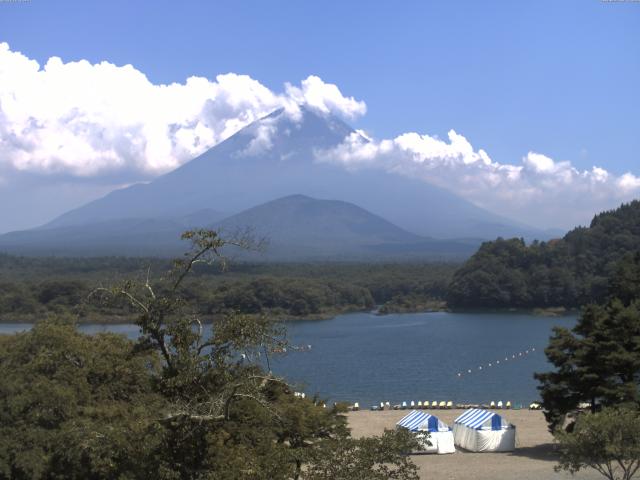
316, 130, 640, 228
0, 42, 638, 231
0, 42, 364, 178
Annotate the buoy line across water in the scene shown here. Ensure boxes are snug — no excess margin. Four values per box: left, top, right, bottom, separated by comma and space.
455, 347, 537, 378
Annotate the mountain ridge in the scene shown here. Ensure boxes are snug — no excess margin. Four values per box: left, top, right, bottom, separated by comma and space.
0, 194, 479, 259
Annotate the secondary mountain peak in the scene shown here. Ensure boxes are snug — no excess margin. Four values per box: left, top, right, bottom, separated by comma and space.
212, 194, 477, 260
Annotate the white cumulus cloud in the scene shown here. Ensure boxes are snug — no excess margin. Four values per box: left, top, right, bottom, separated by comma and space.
0, 43, 365, 178
285, 75, 366, 120
316, 130, 640, 229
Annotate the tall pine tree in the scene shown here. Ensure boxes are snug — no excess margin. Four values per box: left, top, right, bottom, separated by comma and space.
536, 253, 640, 431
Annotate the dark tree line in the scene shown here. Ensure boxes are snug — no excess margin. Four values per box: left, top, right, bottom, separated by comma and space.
448, 200, 640, 309
0, 261, 457, 322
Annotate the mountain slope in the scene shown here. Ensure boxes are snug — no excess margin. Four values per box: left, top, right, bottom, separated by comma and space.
0, 209, 227, 256
213, 195, 478, 260
43, 107, 548, 241
216, 194, 422, 246
447, 200, 640, 309
0, 195, 479, 259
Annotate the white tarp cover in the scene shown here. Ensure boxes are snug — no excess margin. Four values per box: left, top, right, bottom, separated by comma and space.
396, 410, 456, 454
452, 409, 516, 452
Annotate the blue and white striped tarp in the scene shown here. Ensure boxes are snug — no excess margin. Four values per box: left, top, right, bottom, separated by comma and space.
454, 408, 507, 431
396, 410, 449, 432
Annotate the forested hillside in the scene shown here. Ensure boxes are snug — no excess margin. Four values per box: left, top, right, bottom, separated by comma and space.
447, 200, 640, 309
0, 256, 456, 322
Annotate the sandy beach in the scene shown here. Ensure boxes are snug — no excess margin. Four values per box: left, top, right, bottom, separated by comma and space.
347, 409, 601, 480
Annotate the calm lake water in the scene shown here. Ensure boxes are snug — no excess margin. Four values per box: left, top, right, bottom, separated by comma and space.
0, 311, 576, 407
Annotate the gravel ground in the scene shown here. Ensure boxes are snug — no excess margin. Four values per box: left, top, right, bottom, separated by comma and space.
347, 409, 601, 480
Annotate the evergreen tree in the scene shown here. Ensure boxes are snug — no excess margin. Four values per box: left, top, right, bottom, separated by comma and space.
535, 253, 640, 431
555, 407, 640, 480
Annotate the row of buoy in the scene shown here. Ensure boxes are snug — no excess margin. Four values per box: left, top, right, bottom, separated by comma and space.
456, 347, 536, 378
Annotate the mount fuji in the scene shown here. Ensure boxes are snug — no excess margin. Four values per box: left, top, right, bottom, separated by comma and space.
0, 107, 557, 259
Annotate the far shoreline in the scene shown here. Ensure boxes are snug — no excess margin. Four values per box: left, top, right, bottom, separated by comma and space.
0, 305, 580, 325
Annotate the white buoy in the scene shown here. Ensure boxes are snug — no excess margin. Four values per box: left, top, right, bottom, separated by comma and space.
457, 372, 462, 377
468, 369, 472, 373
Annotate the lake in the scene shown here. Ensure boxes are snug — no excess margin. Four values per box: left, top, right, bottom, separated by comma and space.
0, 311, 576, 408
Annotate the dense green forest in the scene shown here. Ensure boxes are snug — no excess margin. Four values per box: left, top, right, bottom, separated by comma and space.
0, 231, 420, 479
448, 200, 640, 309
0, 254, 456, 322
4, 200, 640, 320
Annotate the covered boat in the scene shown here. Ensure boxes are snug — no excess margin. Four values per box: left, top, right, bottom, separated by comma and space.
396, 410, 455, 454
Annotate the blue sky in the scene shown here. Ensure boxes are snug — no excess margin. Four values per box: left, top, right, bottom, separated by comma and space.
0, 0, 639, 231
3, 0, 638, 171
